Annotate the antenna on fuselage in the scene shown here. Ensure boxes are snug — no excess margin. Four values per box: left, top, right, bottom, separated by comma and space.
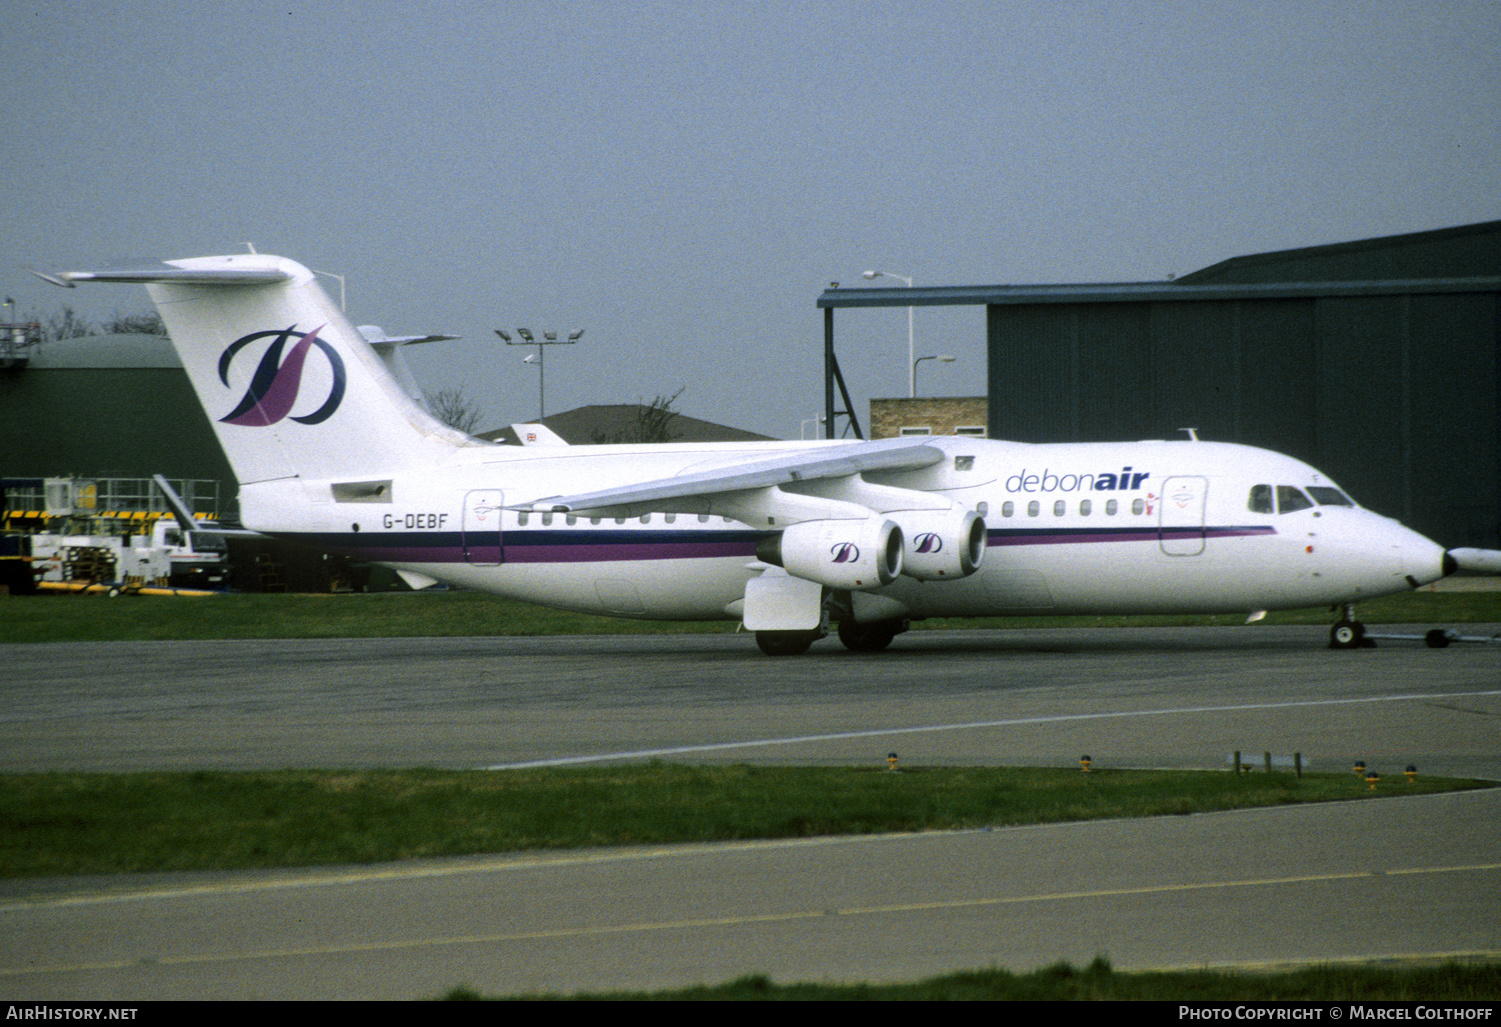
1181, 428, 1200, 441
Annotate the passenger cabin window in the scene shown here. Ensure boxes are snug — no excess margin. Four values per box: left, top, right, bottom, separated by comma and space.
1001, 501, 1014, 518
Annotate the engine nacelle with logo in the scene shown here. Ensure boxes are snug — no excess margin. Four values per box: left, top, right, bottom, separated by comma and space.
756, 517, 903, 591
888, 508, 987, 581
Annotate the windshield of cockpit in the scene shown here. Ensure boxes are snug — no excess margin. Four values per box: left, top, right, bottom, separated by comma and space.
1247, 484, 1355, 514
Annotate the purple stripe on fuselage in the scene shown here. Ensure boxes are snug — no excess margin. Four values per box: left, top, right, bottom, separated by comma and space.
278, 530, 762, 565
988, 526, 1275, 546
278, 524, 1277, 565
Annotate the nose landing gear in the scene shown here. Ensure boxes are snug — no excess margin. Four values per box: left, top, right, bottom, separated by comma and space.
1329, 604, 1375, 649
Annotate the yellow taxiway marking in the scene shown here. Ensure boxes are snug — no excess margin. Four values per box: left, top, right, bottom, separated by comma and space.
5, 861, 1497, 978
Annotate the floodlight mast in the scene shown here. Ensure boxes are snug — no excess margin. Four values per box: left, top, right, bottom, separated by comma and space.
496, 327, 584, 420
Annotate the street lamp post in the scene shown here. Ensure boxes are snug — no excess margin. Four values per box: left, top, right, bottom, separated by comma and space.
863, 269, 916, 396
912, 354, 956, 397
496, 328, 584, 420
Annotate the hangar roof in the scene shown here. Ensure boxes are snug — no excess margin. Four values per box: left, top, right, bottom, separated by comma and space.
480, 404, 776, 445
23, 333, 180, 369
818, 276, 1501, 309
1181, 219, 1501, 284
820, 220, 1501, 309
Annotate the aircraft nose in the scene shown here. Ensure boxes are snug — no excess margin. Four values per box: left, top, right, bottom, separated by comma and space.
1399, 529, 1452, 588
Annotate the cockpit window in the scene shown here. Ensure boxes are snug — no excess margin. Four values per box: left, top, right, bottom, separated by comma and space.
1252, 483, 1345, 514
1277, 486, 1314, 513
1308, 486, 1354, 507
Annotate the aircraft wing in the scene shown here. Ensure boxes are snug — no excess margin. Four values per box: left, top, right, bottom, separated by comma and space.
529, 436, 947, 513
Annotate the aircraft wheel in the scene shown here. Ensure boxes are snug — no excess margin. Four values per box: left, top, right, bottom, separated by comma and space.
755, 630, 818, 656
1329, 620, 1366, 649
1424, 628, 1452, 648
837, 620, 898, 652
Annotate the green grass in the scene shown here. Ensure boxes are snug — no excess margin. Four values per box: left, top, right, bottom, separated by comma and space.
4, 586, 1499, 644
0, 764, 1489, 878
440, 957, 1501, 1001
0, 590, 741, 643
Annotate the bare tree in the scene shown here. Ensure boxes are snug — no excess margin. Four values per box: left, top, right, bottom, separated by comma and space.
634, 386, 686, 442
42, 306, 93, 342
427, 387, 484, 434
30, 306, 166, 341
591, 387, 686, 444
103, 310, 167, 335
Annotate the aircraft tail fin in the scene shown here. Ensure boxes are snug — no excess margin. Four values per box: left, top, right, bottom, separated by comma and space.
42, 255, 479, 484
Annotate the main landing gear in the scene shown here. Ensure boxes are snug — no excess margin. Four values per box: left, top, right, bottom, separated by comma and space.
837, 619, 902, 652
753, 613, 910, 657
1329, 603, 1374, 649
755, 630, 821, 656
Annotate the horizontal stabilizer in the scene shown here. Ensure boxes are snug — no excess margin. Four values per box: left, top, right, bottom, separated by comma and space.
35, 266, 291, 287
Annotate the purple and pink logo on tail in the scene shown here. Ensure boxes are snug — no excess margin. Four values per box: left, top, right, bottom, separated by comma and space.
217, 326, 347, 426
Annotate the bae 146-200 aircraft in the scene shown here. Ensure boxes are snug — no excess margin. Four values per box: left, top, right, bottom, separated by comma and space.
39, 254, 1501, 654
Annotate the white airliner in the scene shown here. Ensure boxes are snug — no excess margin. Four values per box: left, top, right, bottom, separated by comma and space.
41, 254, 1496, 654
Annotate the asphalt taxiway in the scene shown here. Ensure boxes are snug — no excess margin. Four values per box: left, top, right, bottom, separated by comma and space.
2, 626, 1498, 998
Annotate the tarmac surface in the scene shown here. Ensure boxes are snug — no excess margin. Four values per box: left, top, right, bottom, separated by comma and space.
2, 624, 1498, 998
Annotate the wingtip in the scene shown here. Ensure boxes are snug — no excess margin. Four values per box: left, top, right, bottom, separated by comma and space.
30, 269, 76, 288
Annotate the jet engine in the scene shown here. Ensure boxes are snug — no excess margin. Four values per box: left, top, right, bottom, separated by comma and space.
888, 508, 987, 581
756, 517, 903, 590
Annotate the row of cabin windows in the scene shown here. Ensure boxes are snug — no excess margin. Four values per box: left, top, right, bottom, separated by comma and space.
517, 511, 736, 526
516, 483, 1356, 526
1247, 484, 1353, 515
995, 497, 1146, 518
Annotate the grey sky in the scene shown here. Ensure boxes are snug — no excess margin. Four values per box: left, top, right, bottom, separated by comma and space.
4, 0, 1497, 439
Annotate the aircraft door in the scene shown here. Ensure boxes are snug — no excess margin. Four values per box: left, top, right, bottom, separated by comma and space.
463, 489, 504, 565
1158, 476, 1207, 556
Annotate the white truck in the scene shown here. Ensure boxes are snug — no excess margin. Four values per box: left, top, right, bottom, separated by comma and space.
29, 520, 227, 589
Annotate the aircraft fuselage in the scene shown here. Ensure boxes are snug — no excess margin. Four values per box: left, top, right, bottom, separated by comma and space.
242, 436, 1448, 622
